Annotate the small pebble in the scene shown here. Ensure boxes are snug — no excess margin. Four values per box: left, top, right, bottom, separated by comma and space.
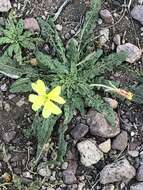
56, 24, 63, 31
128, 150, 139, 157
98, 18, 103, 25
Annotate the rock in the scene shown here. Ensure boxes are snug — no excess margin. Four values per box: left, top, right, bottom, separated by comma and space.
104, 98, 118, 109
137, 165, 143, 181
62, 149, 77, 185
70, 123, 89, 141
113, 34, 121, 46
100, 9, 114, 24
61, 162, 68, 170
24, 18, 40, 32
128, 150, 139, 157
3, 131, 16, 143
117, 43, 142, 63
112, 130, 128, 151
98, 18, 103, 25
23, 172, 33, 179
63, 168, 77, 185
0, 83, 7, 92
138, 0, 143, 4
102, 184, 115, 190
130, 182, 143, 190
0, 0, 11, 12
100, 158, 136, 184
87, 110, 120, 138
77, 139, 103, 167
99, 28, 109, 45
98, 139, 111, 153
37, 162, 51, 177
56, 24, 62, 31
131, 5, 143, 25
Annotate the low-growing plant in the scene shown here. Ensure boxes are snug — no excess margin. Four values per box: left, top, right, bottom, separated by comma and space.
0, 18, 36, 64
0, 0, 133, 166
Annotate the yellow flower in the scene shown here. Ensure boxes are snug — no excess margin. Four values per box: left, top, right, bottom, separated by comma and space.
29, 80, 65, 118
116, 89, 134, 100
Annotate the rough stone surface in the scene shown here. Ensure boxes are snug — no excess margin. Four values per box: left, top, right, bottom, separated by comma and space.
130, 183, 143, 190
131, 5, 143, 25
117, 43, 142, 63
24, 18, 40, 32
62, 149, 77, 185
87, 110, 120, 138
102, 184, 115, 190
37, 162, 51, 177
100, 9, 114, 24
112, 130, 128, 151
137, 165, 143, 181
0, 0, 11, 12
77, 139, 103, 167
99, 28, 109, 45
70, 123, 89, 141
100, 158, 136, 184
113, 34, 121, 46
104, 98, 118, 109
98, 139, 111, 153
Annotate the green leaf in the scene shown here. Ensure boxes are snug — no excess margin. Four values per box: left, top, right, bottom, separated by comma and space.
77, 49, 103, 67
16, 19, 24, 35
86, 95, 116, 127
57, 124, 68, 163
0, 37, 13, 45
84, 52, 127, 79
133, 84, 143, 104
37, 17, 66, 63
10, 78, 32, 93
36, 51, 68, 74
78, 0, 101, 52
66, 38, 79, 63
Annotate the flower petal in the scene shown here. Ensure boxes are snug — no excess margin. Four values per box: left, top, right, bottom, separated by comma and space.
44, 100, 62, 116
29, 94, 38, 103
31, 80, 46, 95
51, 96, 66, 104
47, 86, 61, 98
47, 86, 65, 104
30, 95, 45, 111
42, 105, 51, 118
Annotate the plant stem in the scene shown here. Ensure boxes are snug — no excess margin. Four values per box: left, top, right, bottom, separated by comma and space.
90, 83, 118, 92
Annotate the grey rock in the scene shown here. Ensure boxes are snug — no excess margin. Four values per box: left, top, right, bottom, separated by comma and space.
100, 9, 114, 24
24, 18, 40, 32
0, 83, 7, 92
102, 184, 115, 190
104, 98, 118, 109
62, 149, 77, 185
112, 130, 128, 151
0, 0, 11, 12
137, 165, 143, 181
87, 110, 120, 138
138, 0, 143, 4
100, 158, 136, 184
98, 139, 111, 153
99, 28, 109, 45
70, 123, 89, 140
63, 169, 77, 185
3, 131, 16, 143
37, 162, 51, 177
131, 5, 143, 25
77, 139, 103, 167
128, 150, 139, 157
117, 43, 142, 63
113, 34, 121, 46
130, 183, 143, 190
56, 24, 62, 31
